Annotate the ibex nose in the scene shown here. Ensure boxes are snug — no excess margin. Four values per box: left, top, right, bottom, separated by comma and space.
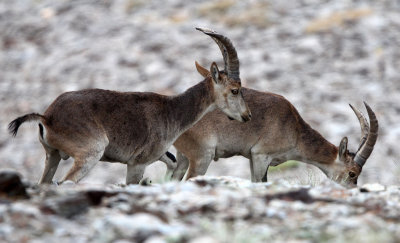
241, 112, 251, 122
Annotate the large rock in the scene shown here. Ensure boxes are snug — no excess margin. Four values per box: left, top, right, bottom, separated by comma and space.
0, 170, 29, 200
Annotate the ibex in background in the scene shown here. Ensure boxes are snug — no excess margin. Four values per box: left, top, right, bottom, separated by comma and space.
172, 44, 378, 188
8, 28, 251, 185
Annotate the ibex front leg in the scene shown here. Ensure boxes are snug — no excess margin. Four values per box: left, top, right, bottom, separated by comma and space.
126, 163, 146, 184
250, 152, 271, 182
261, 164, 270, 182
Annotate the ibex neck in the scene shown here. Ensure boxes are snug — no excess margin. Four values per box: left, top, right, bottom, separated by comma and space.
296, 122, 339, 176
170, 78, 215, 132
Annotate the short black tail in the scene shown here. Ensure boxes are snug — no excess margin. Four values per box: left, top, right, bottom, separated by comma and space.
8, 113, 45, 137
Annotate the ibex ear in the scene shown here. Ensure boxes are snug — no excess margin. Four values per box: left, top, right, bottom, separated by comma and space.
210, 62, 220, 84
195, 61, 210, 78
339, 137, 348, 161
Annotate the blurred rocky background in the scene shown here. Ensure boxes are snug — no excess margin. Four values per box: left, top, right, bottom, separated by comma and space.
1, 0, 400, 242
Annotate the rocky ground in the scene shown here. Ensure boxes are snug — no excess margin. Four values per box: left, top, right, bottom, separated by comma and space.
0, 0, 400, 242
0, 171, 399, 243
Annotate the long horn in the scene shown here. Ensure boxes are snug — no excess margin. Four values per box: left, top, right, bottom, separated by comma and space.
195, 27, 228, 71
353, 102, 379, 167
349, 104, 369, 152
196, 27, 240, 81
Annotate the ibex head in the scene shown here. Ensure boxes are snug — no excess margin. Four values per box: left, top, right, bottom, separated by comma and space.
330, 102, 378, 188
197, 27, 251, 122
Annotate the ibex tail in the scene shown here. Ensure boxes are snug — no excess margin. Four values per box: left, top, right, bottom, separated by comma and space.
8, 113, 45, 137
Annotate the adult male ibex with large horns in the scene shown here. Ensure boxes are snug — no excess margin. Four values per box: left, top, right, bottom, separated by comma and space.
172, 33, 378, 188
8, 28, 251, 185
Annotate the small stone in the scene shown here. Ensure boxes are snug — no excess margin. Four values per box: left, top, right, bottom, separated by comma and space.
59, 180, 76, 186
190, 236, 219, 243
40, 193, 91, 218
139, 177, 152, 186
360, 183, 386, 193
0, 170, 29, 199
93, 213, 176, 242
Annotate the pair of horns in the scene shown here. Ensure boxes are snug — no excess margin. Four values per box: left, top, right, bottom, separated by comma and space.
196, 27, 240, 81
350, 102, 379, 167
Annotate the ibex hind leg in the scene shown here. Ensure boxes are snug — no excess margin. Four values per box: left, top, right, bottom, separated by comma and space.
171, 151, 190, 181
60, 153, 103, 184
39, 149, 61, 184
185, 150, 214, 180
60, 142, 107, 184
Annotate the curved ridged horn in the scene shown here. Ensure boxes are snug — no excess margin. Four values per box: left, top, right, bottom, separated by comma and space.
353, 102, 379, 167
195, 27, 228, 71
349, 104, 369, 152
196, 27, 240, 81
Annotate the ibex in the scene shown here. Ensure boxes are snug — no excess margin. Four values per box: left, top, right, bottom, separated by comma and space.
8, 28, 251, 185
172, 57, 378, 188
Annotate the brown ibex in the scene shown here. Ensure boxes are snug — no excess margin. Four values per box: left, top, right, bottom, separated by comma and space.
8, 28, 251, 185
173, 62, 378, 188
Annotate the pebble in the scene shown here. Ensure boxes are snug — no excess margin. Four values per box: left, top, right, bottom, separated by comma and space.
360, 183, 386, 192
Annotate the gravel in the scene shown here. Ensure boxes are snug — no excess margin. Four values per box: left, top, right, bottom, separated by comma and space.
0, 174, 399, 242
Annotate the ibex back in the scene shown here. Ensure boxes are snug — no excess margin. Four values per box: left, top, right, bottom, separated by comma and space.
173, 62, 378, 188
8, 28, 251, 185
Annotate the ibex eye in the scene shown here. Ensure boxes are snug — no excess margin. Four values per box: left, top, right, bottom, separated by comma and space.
231, 89, 239, 95
349, 172, 356, 178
